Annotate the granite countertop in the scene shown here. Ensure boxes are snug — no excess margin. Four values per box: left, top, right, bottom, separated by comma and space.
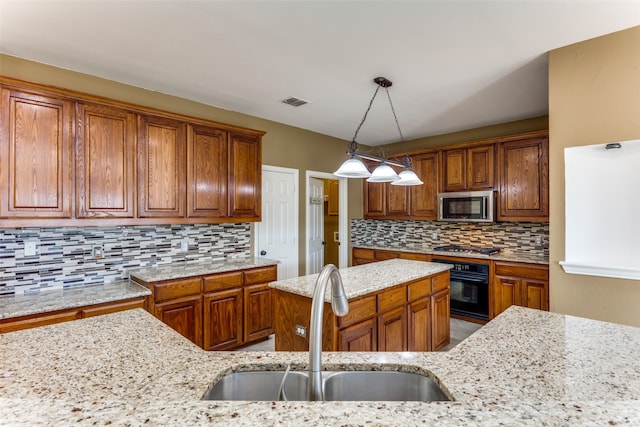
128, 256, 279, 283
269, 259, 452, 301
354, 244, 549, 265
0, 280, 150, 320
1, 306, 639, 425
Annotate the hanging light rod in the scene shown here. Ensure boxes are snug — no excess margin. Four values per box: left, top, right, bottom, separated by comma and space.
334, 76, 423, 186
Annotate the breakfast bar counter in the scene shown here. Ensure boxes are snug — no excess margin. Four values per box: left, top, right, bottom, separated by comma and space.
1, 305, 639, 425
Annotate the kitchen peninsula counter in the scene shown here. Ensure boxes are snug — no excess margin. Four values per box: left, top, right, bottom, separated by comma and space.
1, 306, 639, 425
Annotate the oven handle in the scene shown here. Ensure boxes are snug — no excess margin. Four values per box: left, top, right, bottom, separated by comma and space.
449, 275, 489, 284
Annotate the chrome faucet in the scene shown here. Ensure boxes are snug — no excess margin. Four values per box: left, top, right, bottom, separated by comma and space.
307, 264, 349, 401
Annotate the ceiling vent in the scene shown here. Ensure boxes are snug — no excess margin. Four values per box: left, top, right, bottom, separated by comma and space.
281, 96, 309, 107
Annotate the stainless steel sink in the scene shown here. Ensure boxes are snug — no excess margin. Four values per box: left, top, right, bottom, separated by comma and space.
322, 370, 449, 402
202, 369, 450, 402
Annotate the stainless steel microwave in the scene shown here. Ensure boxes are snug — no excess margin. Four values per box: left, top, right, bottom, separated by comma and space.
437, 190, 495, 222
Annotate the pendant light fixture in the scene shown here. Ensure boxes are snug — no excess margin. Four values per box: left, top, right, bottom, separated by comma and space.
334, 77, 422, 186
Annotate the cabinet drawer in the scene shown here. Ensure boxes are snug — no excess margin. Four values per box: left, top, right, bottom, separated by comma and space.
81, 298, 146, 318
353, 248, 375, 261
338, 295, 376, 328
407, 277, 431, 301
203, 271, 243, 292
154, 278, 202, 302
399, 252, 430, 261
378, 285, 407, 312
0, 310, 80, 334
244, 266, 277, 285
494, 262, 549, 281
375, 250, 400, 261
432, 272, 450, 293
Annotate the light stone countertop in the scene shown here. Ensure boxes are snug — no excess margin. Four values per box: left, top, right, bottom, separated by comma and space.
0, 280, 150, 320
354, 244, 549, 265
1, 306, 639, 426
269, 259, 452, 301
128, 256, 279, 283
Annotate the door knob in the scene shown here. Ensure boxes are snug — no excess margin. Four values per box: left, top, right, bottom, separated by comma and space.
260, 250, 267, 256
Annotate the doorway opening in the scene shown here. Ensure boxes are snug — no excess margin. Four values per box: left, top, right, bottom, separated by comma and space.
305, 171, 348, 275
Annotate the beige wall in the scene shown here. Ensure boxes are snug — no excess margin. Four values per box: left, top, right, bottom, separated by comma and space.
548, 26, 640, 326
0, 54, 363, 276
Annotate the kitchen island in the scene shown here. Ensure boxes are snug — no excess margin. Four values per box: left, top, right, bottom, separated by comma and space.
1, 306, 640, 425
269, 259, 452, 352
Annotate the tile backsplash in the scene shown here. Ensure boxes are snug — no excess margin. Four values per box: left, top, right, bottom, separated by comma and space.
0, 224, 251, 296
351, 219, 549, 257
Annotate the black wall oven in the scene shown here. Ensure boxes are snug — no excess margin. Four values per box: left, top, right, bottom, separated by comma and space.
431, 258, 489, 321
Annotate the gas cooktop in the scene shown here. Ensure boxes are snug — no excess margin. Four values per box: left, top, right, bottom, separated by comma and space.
433, 245, 501, 256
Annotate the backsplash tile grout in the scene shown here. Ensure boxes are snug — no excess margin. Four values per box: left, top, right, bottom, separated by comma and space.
0, 224, 251, 296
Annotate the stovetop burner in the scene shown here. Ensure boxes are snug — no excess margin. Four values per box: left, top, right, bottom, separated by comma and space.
433, 245, 501, 256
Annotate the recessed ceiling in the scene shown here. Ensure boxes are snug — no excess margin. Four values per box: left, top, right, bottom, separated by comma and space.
1, 1, 638, 146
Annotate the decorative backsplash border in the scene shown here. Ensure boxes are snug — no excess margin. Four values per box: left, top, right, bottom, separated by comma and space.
0, 224, 251, 296
351, 219, 549, 257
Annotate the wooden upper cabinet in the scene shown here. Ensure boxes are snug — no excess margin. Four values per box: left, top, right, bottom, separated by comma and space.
137, 115, 187, 218
364, 181, 386, 218
364, 162, 410, 219
410, 151, 439, 219
76, 102, 136, 218
498, 135, 549, 221
386, 165, 411, 218
187, 124, 228, 218
228, 131, 261, 220
442, 144, 494, 192
0, 87, 72, 218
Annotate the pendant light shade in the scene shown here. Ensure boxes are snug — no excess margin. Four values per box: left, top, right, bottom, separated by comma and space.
334, 157, 372, 178
333, 77, 422, 185
391, 169, 423, 186
367, 163, 400, 182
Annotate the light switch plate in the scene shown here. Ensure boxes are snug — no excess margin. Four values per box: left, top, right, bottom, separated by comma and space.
24, 241, 36, 256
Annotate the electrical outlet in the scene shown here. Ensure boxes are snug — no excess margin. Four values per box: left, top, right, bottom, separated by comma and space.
180, 239, 189, 252
92, 245, 104, 259
431, 233, 439, 241
24, 241, 36, 256
295, 324, 307, 338
535, 236, 543, 246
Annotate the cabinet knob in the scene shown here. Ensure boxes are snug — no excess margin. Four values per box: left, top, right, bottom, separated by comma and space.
260, 250, 267, 256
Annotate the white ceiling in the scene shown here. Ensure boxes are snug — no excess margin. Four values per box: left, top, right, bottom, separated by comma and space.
1, 1, 638, 146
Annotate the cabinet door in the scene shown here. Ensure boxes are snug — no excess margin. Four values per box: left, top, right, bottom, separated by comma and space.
467, 145, 494, 190
187, 124, 228, 218
155, 296, 202, 347
386, 164, 410, 218
410, 152, 439, 219
0, 88, 72, 218
442, 148, 466, 192
378, 306, 407, 351
137, 114, 186, 218
498, 136, 549, 221
363, 181, 386, 218
228, 131, 261, 220
522, 280, 549, 312
492, 277, 520, 317
327, 180, 339, 216
76, 102, 135, 218
203, 288, 243, 350
243, 283, 273, 343
408, 297, 432, 352
338, 318, 376, 351
431, 288, 450, 351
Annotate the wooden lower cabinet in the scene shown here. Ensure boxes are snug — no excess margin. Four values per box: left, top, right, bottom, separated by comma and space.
492, 261, 549, 317
338, 318, 377, 352
0, 297, 146, 334
274, 271, 450, 352
203, 288, 243, 350
135, 265, 277, 351
243, 283, 274, 342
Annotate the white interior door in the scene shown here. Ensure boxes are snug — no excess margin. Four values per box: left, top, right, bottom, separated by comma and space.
307, 177, 325, 274
255, 166, 299, 280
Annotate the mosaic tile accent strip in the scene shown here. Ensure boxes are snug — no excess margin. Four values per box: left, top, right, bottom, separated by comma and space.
0, 223, 251, 296
350, 219, 549, 258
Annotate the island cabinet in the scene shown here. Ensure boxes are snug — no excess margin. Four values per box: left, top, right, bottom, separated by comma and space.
134, 264, 277, 350
0, 297, 146, 334
492, 261, 549, 317
272, 269, 450, 352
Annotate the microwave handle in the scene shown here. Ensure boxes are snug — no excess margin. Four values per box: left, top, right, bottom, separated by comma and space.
482, 197, 487, 219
